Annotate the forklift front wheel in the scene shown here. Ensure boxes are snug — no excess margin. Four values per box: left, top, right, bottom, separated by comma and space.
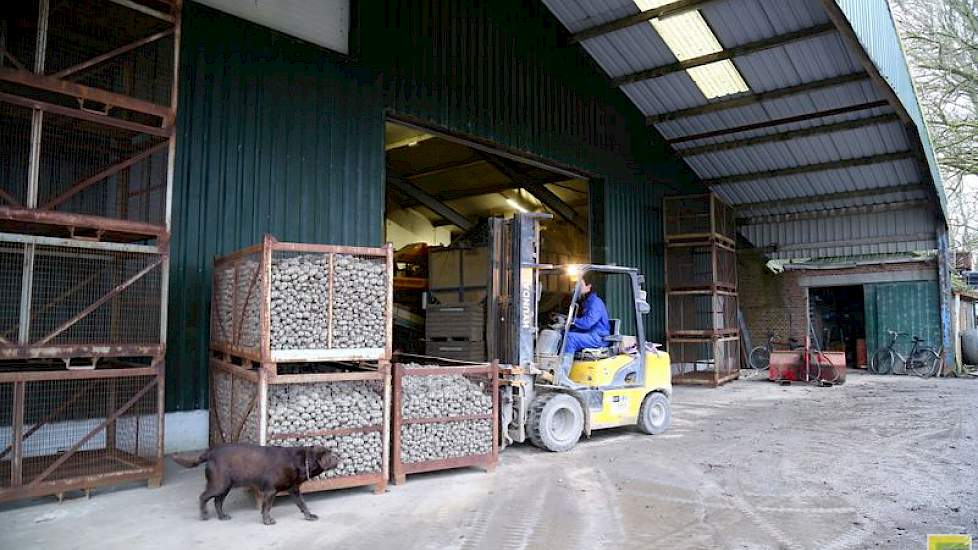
528, 393, 584, 452
637, 392, 671, 435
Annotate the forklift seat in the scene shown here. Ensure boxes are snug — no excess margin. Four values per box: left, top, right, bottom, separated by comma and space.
577, 319, 622, 359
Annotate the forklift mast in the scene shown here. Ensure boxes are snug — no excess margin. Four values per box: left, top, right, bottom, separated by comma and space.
489, 212, 552, 446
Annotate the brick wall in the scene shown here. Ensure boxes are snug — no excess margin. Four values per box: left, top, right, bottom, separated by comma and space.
738, 250, 807, 348
738, 251, 936, 350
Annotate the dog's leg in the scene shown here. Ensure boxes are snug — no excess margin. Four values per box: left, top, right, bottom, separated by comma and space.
260, 491, 277, 526
199, 490, 216, 521
214, 490, 232, 521
289, 487, 318, 521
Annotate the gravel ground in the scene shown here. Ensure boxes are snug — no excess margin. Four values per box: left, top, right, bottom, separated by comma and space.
1, 371, 974, 550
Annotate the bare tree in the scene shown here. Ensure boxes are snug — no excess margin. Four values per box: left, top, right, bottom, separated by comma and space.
891, 0, 978, 246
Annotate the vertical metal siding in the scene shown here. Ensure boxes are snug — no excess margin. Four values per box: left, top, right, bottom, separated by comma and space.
864, 280, 941, 358
833, 0, 946, 214
167, 2, 384, 410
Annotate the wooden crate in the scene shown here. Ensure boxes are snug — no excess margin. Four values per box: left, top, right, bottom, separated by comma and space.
425, 303, 485, 341
208, 354, 390, 495
391, 361, 498, 484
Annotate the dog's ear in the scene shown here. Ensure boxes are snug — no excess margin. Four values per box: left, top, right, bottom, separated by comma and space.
317, 448, 339, 471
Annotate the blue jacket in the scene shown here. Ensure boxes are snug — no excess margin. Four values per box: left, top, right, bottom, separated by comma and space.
570, 292, 609, 336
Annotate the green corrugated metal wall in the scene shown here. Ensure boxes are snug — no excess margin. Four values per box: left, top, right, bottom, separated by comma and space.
167, 3, 385, 410
166, 1, 698, 410
864, 281, 941, 358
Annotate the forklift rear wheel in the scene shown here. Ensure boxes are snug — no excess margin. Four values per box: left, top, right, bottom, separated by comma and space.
637, 392, 671, 435
528, 393, 583, 452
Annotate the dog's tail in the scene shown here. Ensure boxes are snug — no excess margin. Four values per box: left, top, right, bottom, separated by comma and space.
170, 450, 210, 468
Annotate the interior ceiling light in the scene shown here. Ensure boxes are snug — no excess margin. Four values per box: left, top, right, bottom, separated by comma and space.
505, 198, 529, 213
634, 2, 749, 99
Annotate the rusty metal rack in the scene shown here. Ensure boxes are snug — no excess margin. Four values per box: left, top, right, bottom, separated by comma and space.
0, 0, 179, 502
0, 359, 164, 502
391, 361, 498, 484
664, 193, 740, 386
0, 0, 181, 241
211, 235, 394, 367
208, 353, 391, 495
0, 233, 166, 362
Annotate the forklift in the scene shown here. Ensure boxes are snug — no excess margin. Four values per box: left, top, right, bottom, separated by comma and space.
488, 213, 672, 452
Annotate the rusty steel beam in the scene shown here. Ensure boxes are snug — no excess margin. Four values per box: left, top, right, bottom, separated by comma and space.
106, 0, 176, 21
52, 28, 175, 80
0, 206, 169, 240
647, 72, 870, 124
0, 68, 172, 123
569, 0, 714, 44
677, 113, 901, 156
613, 23, 835, 87
703, 151, 915, 187
41, 141, 168, 210
668, 100, 890, 144
0, 91, 172, 137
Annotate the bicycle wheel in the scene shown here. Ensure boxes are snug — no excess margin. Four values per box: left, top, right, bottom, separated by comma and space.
809, 351, 835, 383
908, 349, 940, 378
870, 349, 894, 375
749, 346, 771, 369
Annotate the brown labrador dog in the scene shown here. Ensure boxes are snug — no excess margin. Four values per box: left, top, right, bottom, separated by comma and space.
172, 443, 339, 525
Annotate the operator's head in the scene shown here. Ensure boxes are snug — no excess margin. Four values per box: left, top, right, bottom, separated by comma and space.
580, 275, 592, 296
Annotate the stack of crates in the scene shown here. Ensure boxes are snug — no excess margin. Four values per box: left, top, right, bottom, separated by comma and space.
664, 193, 740, 386
425, 246, 489, 361
0, 0, 182, 501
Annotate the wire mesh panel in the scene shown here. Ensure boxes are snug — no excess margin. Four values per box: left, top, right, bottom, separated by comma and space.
667, 293, 738, 336
663, 193, 735, 243
43, 0, 176, 107
212, 237, 394, 364
391, 362, 498, 484
666, 244, 714, 289
36, 113, 169, 225
669, 337, 740, 386
0, 102, 31, 208
0, 243, 23, 343
0, 237, 164, 359
0, 364, 163, 500
0, 0, 179, 234
208, 361, 260, 447
663, 194, 712, 237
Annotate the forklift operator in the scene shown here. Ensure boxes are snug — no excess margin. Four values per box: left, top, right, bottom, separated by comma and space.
558, 276, 609, 384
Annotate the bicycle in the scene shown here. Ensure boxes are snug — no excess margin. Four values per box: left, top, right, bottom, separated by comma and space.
869, 330, 941, 377
748, 334, 802, 369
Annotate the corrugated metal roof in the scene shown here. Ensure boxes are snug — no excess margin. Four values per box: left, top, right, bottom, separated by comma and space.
542, 0, 943, 259
741, 204, 936, 259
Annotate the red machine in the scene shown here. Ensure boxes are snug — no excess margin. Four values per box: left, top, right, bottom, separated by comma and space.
768, 350, 847, 384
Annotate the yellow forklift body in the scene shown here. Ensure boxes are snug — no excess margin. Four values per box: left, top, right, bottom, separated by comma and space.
570, 350, 671, 429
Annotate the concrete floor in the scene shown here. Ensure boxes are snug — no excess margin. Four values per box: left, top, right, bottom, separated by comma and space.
1, 371, 975, 550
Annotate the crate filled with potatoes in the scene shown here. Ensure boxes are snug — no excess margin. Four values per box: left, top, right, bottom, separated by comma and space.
392, 362, 498, 483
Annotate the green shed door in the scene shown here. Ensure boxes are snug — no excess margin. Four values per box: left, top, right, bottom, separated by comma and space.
864, 281, 941, 358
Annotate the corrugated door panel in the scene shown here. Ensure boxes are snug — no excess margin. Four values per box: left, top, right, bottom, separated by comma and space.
864, 281, 941, 357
